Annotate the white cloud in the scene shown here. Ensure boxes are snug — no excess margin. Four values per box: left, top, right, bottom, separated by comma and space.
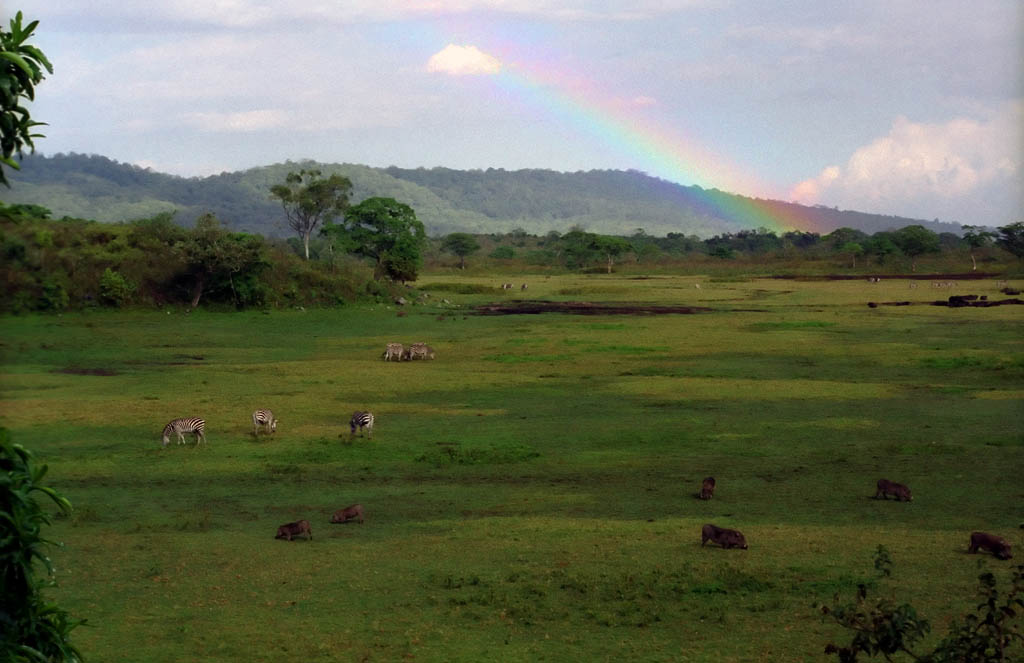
183, 109, 290, 132
427, 44, 502, 76
790, 104, 1022, 221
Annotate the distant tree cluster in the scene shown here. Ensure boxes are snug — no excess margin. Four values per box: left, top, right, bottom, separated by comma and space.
436, 222, 1023, 273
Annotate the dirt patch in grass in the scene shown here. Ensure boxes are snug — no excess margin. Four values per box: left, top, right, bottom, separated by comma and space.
54, 367, 119, 376
475, 300, 712, 316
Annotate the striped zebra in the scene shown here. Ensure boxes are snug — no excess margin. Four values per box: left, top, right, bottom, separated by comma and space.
406, 342, 432, 360
383, 342, 404, 361
350, 411, 374, 438
162, 417, 206, 447
252, 409, 277, 436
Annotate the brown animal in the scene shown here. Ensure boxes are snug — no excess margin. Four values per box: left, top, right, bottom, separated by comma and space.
701, 523, 748, 549
698, 477, 716, 500
968, 532, 1013, 560
874, 479, 912, 502
275, 519, 312, 541
330, 504, 365, 524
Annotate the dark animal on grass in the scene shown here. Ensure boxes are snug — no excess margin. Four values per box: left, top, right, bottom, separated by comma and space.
698, 477, 716, 500
275, 519, 312, 541
874, 479, 912, 502
701, 523, 747, 549
330, 504, 365, 524
350, 411, 374, 438
968, 532, 1013, 560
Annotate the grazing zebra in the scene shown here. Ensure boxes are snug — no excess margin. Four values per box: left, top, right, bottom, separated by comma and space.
350, 411, 374, 438
521, 283, 528, 291
383, 342, 404, 361
501, 282, 513, 290
162, 417, 206, 447
909, 282, 918, 289
252, 409, 277, 436
406, 342, 430, 360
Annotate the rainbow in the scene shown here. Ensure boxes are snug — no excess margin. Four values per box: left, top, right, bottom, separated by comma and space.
476, 45, 827, 234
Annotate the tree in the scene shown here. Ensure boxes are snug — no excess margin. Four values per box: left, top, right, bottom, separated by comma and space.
840, 241, 864, 268
891, 225, 940, 272
1, 428, 83, 661
179, 213, 268, 308
995, 222, 1024, 260
820, 545, 1023, 662
440, 232, 480, 269
592, 234, 632, 273
0, 12, 52, 187
961, 225, 995, 271
326, 197, 425, 281
269, 169, 351, 260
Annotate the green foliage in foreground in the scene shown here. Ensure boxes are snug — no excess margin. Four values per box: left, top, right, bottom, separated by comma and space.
1, 276, 1021, 661
0, 429, 82, 662
821, 546, 1022, 662
0, 12, 52, 187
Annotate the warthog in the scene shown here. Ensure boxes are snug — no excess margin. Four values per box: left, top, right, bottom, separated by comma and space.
330, 504, 365, 524
968, 532, 1013, 560
275, 519, 312, 541
701, 523, 747, 549
698, 477, 716, 500
874, 479, 912, 502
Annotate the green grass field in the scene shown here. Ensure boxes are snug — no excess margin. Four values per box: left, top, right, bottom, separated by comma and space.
2, 274, 1022, 662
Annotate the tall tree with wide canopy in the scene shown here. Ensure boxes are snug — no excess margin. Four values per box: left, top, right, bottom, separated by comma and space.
0, 11, 52, 187
440, 232, 480, 269
891, 225, 940, 272
270, 169, 351, 260
995, 221, 1024, 260
326, 197, 426, 281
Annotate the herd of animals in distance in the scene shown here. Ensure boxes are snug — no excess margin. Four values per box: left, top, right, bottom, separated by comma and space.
157, 336, 1015, 562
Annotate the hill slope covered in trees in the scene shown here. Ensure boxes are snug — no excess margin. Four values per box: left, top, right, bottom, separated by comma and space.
2, 153, 960, 238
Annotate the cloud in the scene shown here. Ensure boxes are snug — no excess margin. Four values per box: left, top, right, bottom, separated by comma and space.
182, 109, 290, 132
789, 104, 1022, 222
427, 44, 502, 76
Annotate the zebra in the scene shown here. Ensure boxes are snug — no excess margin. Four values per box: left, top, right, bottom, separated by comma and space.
350, 411, 374, 438
501, 283, 513, 290
406, 342, 430, 360
162, 417, 206, 447
521, 283, 528, 291
383, 342, 404, 361
252, 409, 277, 436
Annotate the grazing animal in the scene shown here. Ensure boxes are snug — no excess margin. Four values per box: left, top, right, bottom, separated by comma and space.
701, 524, 747, 549
383, 342, 404, 362
161, 418, 206, 447
874, 479, 912, 502
909, 282, 918, 289
698, 477, 716, 500
252, 409, 277, 436
330, 504, 365, 524
350, 411, 374, 438
968, 532, 1013, 560
275, 520, 312, 541
406, 342, 435, 360
521, 283, 528, 291
501, 283, 513, 290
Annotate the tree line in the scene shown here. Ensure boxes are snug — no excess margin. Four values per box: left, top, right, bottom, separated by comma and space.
431, 223, 1024, 274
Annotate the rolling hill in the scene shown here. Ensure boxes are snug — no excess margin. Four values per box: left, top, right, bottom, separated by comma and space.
1, 153, 960, 238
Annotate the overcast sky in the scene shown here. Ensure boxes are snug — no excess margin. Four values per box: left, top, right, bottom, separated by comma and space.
9, 1, 1022, 227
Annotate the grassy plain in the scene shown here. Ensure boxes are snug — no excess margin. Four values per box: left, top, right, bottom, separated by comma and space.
2, 274, 1022, 662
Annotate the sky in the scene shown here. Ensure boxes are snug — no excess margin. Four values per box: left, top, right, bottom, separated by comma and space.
8, 0, 1023, 228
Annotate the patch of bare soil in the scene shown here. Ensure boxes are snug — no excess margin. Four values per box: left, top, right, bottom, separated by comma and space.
475, 300, 713, 315
54, 367, 119, 376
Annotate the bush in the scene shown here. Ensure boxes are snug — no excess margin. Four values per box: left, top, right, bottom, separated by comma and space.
489, 246, 515, 259
99, 267, 136, 307
0, 429, 83, 661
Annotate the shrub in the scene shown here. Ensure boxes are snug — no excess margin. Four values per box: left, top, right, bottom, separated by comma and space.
489, 246, 515, 259
99, 267, 136, 307
0, 429, 83, 661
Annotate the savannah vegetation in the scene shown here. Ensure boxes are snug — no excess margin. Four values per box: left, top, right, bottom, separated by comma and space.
2, 274, 1022, 661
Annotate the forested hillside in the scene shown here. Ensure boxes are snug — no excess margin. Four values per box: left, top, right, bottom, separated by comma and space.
2, 153, 961, 238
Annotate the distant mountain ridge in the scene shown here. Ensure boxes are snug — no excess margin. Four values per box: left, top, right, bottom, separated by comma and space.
1, 153, 961, 238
